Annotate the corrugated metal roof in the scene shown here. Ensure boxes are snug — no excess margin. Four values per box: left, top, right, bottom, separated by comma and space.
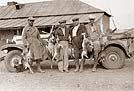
0, 13, 103, 29
0, 0, 107, 19
0, 0, 109, 29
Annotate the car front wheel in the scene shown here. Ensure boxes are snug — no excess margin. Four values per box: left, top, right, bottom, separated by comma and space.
5, 50, 23, 72
102, 46, 125, 69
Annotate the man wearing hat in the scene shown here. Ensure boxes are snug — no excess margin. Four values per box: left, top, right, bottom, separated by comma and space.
70, 18, 88, 72
22, 17, 45, 73
88, 15, 103, 72
54, 20, 70, 72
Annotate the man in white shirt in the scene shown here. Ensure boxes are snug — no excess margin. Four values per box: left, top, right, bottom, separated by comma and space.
70, 18, 88, 72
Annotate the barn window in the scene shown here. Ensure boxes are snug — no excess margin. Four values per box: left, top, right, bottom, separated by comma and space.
38, 27, 51, 34
14, 29, 22, 35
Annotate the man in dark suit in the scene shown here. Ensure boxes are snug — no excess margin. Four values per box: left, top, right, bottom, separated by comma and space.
54, 20, 70, 72
70, 18, 88, 72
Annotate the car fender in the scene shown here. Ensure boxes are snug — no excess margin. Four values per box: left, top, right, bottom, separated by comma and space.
1, 44, 24, 52
104, 40, 130, 58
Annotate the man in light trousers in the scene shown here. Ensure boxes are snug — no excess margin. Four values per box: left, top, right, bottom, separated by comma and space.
55, 20, 70, 73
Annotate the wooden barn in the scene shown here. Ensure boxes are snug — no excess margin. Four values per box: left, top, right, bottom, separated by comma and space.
0, 0, 111, 47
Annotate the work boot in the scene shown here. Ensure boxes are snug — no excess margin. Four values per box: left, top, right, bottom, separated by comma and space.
92, 67, 97, 72
37, 68, 45, 73
79, 65, 83, 72
74, 61, 79, 72
64, 69, 69, 73
79, 59, 85, 72
92, 51, 99, 72
92, 60, 97, 72
79, 63, 84, 73
92, 59, 98, 72
58, 61, 64, 73
37, 65, 45, 73
59, 70, 64, 73
74, 66, 79, 72
36, 61, 45, 73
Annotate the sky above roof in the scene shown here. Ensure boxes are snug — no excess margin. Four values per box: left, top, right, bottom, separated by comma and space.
0, 0, 133, 29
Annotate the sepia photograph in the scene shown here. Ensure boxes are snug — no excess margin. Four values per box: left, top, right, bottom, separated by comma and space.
0, 0, 134, 91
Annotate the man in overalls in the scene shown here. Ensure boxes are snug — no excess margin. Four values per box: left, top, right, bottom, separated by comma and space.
88, 15, 102, 72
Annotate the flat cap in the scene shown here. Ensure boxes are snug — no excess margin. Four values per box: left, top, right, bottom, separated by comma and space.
89, 15, 95, 20
58, 20, 66, 24
28, 17, 35, 21
72, 18, 79, 21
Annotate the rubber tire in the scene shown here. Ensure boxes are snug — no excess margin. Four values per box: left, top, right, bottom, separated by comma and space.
5, 50, 22, 72
102, 46, 125, 69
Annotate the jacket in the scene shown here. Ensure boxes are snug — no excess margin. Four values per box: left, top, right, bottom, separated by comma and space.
55, 26, 70, 41
87, 24, 101, 41
70, 24, 88, 49
22, 25, 44, 60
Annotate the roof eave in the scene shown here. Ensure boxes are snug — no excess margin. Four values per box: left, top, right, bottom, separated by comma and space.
104, 12, 111, 17
0, 12, 111, 20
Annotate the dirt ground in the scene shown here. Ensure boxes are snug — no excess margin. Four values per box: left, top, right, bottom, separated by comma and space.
0, 58, 134, 91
